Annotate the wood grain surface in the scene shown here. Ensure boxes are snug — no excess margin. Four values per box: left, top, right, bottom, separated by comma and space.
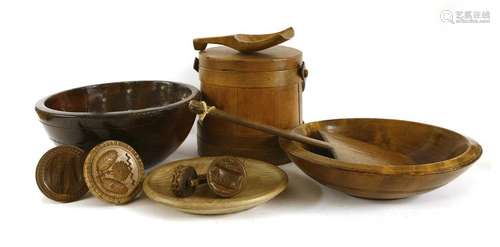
279, 118, 482, 199
35, 145, 88, 202
193, 27, 294, 53
196, 46, 305, 164
143, 156, 288, 215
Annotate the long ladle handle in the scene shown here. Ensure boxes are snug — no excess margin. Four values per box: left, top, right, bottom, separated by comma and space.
188, 100, 332, 150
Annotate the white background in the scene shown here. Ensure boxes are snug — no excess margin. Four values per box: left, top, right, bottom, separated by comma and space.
0, 0, 498, 246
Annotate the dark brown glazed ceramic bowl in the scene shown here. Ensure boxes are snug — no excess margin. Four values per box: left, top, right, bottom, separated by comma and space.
279, 118, 482, 199
36, 81, 200, 168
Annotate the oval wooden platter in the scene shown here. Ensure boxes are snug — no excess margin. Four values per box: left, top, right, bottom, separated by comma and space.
143, 156, 288, 215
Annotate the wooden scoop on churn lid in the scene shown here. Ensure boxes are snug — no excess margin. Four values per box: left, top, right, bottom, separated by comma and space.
193, 27, 294, 53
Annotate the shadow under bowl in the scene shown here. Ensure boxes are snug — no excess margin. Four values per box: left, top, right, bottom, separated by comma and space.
35, 80, 200, 168
279, 118, 482, 199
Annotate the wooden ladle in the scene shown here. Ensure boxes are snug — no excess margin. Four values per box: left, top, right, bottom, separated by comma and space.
193, 27, 294, 53
188, 100, 415, 165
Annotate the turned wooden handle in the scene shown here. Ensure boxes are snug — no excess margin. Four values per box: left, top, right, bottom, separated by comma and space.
188, 100, 331, 150
193, 36, 230, 51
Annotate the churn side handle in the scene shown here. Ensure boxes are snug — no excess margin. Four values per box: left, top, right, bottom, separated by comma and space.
299, 62, 309, 91
193, 57, 199, 72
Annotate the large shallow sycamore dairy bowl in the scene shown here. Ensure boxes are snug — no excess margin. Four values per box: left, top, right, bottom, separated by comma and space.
279, 118, 482, 199
35, 81, 200, 168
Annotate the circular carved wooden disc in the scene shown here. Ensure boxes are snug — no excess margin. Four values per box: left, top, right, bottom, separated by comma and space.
207, 156, 247, 197
36, 145, 88, 202
83, 140, 144, 204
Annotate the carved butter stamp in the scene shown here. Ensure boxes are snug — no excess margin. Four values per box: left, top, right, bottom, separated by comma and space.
83, 140, 144, 204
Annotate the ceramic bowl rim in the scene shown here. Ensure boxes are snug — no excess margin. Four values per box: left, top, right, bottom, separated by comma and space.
279, 118, 482, 176
35, 80, 200, 118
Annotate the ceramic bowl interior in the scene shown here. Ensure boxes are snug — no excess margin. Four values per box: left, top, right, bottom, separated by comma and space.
43, 81, 194, 114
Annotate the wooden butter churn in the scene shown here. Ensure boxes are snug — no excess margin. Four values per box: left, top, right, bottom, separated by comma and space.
193, 27, 308, 164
